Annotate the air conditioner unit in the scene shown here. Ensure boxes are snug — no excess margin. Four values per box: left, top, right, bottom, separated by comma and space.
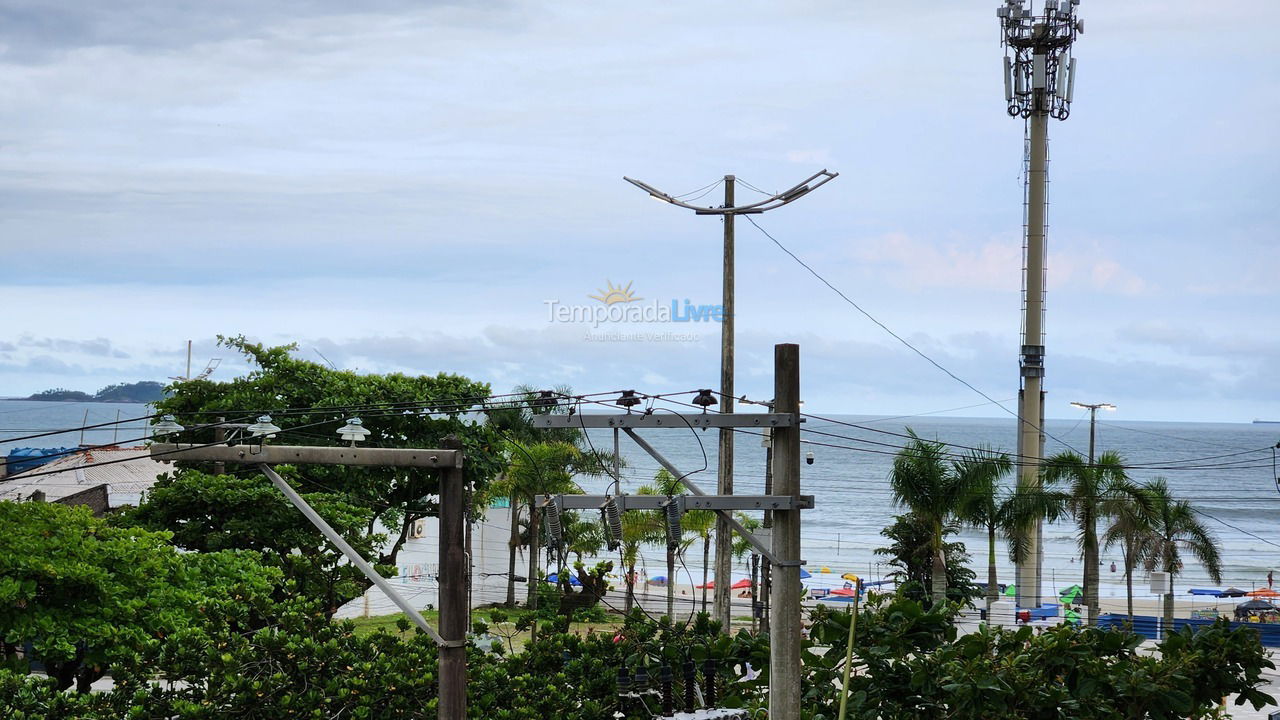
410, 518, 428, 539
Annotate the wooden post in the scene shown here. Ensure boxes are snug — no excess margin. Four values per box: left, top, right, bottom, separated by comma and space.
769, 343, 801, 720
212, 417, 226, 475
439, 436, 467, 720
714, 175, 736, 630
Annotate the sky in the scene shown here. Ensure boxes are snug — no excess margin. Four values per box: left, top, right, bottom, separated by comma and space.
0, 0, 1276, 422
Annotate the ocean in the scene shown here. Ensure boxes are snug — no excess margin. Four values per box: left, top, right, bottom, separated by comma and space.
4, 400, 1277, 597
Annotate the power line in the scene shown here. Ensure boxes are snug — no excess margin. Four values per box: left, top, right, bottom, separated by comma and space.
741, 215, 1084, 457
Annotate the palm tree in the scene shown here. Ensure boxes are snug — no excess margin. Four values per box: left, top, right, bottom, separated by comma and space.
1140, 478, 1222, 631
491, 441, 602, 607
1042, 450, 1145, 626
889, 430, 969, 605
619, 505, 661, 614
485, 385, 612, 606
640, 469, 687, 620
682, 507, 716, 615
1102, 485, 1158, 621
953, 447, 1015, 613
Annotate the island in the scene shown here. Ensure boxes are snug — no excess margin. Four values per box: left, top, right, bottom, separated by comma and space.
26, 381, 167, 404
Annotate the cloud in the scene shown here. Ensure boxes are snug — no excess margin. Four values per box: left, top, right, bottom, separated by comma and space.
17, 335, 129, 358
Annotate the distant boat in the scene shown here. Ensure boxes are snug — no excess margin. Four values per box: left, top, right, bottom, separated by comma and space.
1253, 420, 1280, 424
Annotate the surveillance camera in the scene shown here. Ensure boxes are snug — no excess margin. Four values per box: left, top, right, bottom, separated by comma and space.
805, 451, 815, 465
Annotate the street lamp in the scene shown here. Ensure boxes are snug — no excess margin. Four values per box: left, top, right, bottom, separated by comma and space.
1069, 401, 1115, 464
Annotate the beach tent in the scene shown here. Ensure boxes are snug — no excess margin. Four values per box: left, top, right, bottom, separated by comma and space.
1247, 588, 1280, 598
1059, 585, 1084, 604
1218, 587, 1248, 597
842, 573, 860, 582
545, 573, 582, 587
1234, 599, 1278, 620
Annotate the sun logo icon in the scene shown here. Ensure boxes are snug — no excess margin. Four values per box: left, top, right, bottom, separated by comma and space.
589, 280, 642, 305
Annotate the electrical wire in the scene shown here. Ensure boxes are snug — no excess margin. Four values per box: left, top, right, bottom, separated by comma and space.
742, 214, 1084, 457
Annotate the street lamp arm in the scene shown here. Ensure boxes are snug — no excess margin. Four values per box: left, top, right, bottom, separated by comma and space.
624, 170, 838, 215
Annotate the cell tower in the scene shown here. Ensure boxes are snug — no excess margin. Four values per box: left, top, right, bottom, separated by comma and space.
996, 0, 1082, 610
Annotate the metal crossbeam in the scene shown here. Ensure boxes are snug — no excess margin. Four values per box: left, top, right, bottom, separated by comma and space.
150, 443, 461, 468
530, 413, 794, 429
536, 494, 814, 512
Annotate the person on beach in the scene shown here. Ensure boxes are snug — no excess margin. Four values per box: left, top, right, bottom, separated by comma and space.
1269, 570, 1274, 589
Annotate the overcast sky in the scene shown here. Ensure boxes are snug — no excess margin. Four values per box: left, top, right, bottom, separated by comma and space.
0, 0, 1275, 422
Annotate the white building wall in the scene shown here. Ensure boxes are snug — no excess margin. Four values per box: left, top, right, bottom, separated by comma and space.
335, 502, 515, 618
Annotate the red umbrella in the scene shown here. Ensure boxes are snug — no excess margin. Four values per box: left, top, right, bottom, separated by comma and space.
831, 587, 857, 596
732, 578, 753, 589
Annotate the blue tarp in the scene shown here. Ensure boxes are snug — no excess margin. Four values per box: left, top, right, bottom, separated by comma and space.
1097, 613, 1280, 647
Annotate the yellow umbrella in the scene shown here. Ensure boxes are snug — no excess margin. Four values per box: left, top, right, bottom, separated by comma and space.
820, 567, 831, 573
842, 573, 860, 582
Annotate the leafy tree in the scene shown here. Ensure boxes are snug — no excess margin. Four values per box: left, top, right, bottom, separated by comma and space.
1042, 450, 1146, 625
0, 501, 282, 691
803, 595, 1275, 719
149, 336, 506, 607
952, 446, 1014, 612
875, 513, 976, 604
1139, 478, 1223, 629
119, 468, 384, 617
888, 430, 973, 604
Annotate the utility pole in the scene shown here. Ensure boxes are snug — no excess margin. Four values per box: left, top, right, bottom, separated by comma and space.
624, 169, 836, 629
531, 347, 810, 720
1070, 401, 1114, 464
769, 343, 802, 720
152, 437, 469, 720
997, 0, 1082, 610
717, 176, 736, 632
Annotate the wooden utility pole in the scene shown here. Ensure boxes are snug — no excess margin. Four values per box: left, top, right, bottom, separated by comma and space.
623, 169, 837, 630
212, 417, 226, 475
770, 343, 802, 720
715, 175, 736, 629
438, 437, 467, 720
151, 440, 468, 720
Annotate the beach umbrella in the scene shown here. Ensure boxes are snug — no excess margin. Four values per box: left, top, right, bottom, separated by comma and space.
1219, 587, 1248, 597
648, 575, 668, 586
799, 569, 812, 579
842, 572, 860, 582
1003, 584, 1016, 597
820, 567, 831, 573
545, 573, 582, 587
820, 595, 857, 603
831, 587, 857, 596
731, 578, 753, 590
1247, 588, 1280, 598
1059, 585, 1084, 604
1064, 607, 1081, 625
